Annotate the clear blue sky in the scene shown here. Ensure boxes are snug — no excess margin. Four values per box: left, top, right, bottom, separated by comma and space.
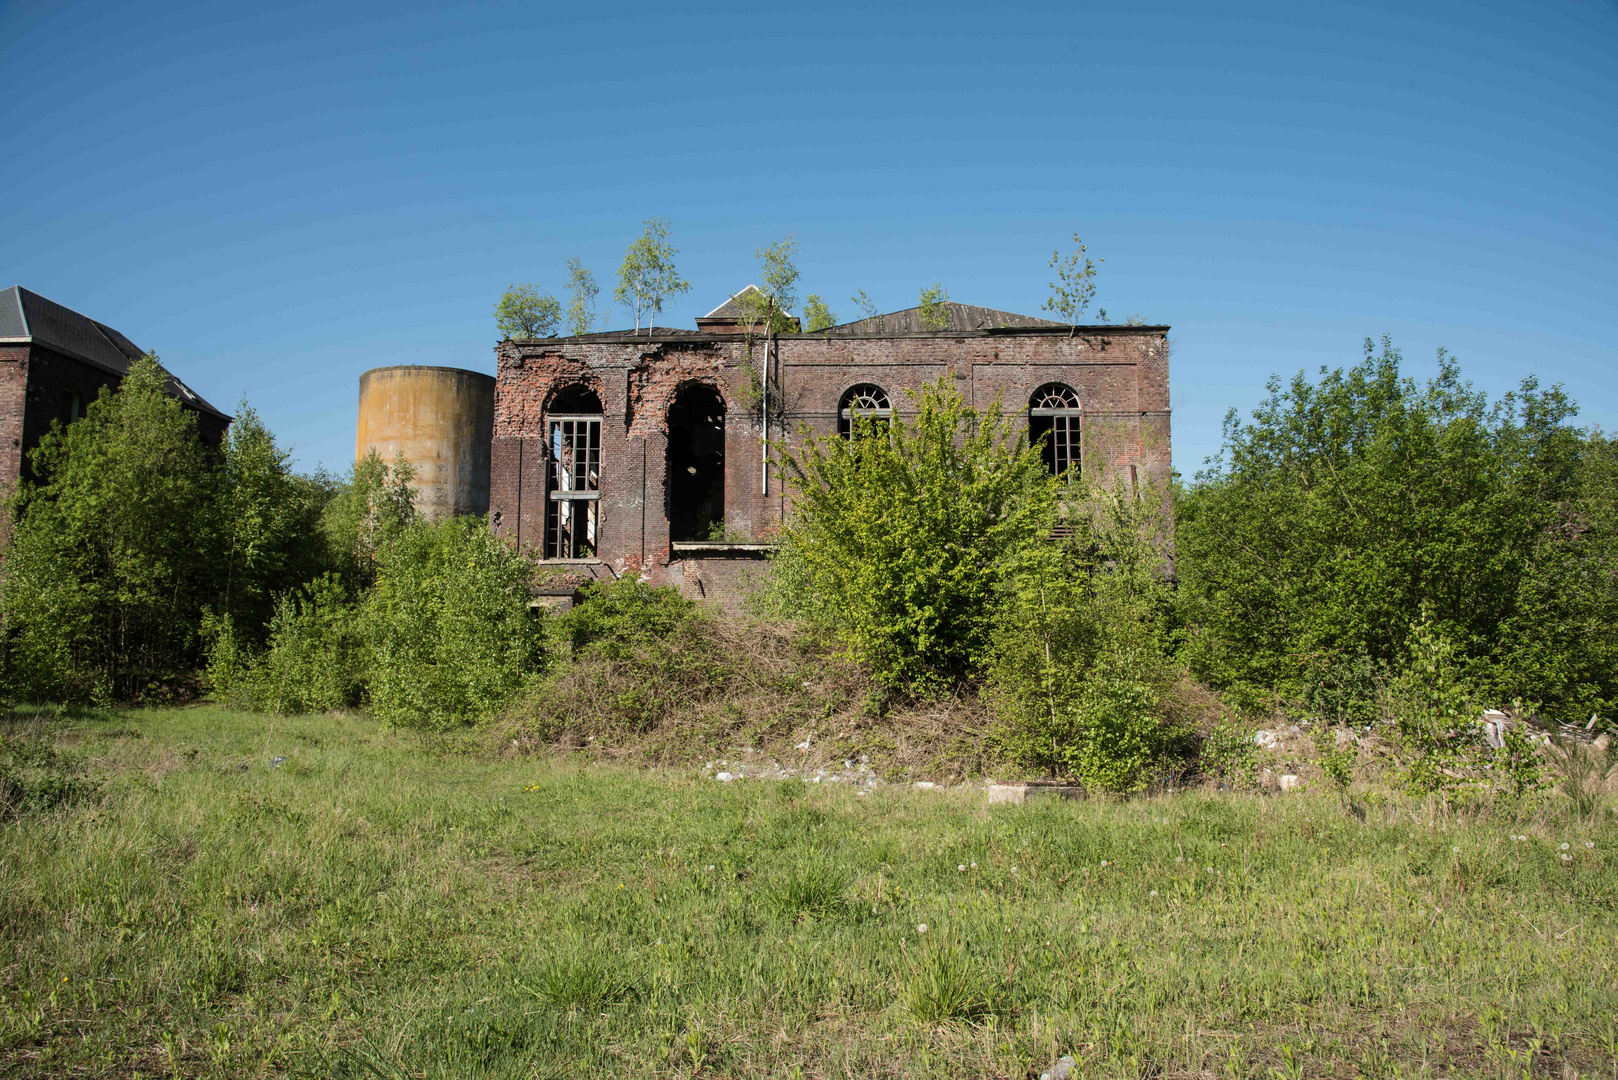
3, 0, 1614, 475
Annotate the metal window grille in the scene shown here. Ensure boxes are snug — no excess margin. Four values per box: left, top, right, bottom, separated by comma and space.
838, 383, 892, 439
1029, 383, 1081, 476
545, 414, 601, 559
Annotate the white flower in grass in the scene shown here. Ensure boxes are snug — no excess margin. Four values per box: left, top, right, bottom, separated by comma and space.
1586, 841, 1595, 849
1149, 890, 1158, 897
917, 923, 928, 934
958, 864, 967, 872
1452, 846, 1461, 854
1561, 853, 1572, 862
970, 861, 978, 869
1560, 842, 1570, 851
1100, 860, 1110, 868
1175, 856, 1184, 863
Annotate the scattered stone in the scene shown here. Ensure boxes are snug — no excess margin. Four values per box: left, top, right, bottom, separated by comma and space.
715, 772, 734, 782
1253, 730, 1280, 749
1040, 1055, 1076, 1080
913, 781, 936, 790
269, 756, 287, 768
1278, 774, 1303, 792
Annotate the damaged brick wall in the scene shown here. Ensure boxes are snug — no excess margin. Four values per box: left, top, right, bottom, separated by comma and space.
489, 326, 1171, 599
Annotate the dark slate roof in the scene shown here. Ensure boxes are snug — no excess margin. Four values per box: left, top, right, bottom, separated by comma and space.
701, 284, 767, 320
822, 301, 1068, 336
0, 287, 229, 419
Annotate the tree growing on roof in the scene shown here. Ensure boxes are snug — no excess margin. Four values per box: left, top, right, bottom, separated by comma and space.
849, 289, 881, 320
615, 218, 690, 335
494, 283, 561, 339
803, 295, 837, 333
737, 235, 801, 334
1043, 233, 1102, 331
564, 257, 600, 337
917, 282, 950, 331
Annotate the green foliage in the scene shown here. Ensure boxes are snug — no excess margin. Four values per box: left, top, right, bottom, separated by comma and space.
0, 718, 96, 814
493, 282, 562, 339
614, 218, 690, 334
1389, 616, 1480, 798
987, 481, 1186, 791
803, 294, 837, 333
916, 282, 949, 331
1, 358, 216, 702
318, 450, 418, 585
206, 575, 364, 715
849, 289, 880, 319
776, 378, 1055, 692
736, 236, 801, 334
901, 930, 992, 1024
216, 403, 336, 647
1177, 338, 1601, 717
563, 257, 599, 337
1310, 725, 1358, 793
1199, 722, 1260, 789
1497, 723, 1547, 801
555, 577, 698, 661
1042, 233, 1101, 325
365, 517, 547, 729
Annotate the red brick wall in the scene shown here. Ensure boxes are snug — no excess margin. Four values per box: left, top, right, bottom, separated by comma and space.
490, 327, 1171, 599
0, 346, 28, 544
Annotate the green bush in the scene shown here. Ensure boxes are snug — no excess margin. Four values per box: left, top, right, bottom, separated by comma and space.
205, 575, 365, 714
555, 577, 698, 660
776, 377, 1055, 693
365, 517, 547, 729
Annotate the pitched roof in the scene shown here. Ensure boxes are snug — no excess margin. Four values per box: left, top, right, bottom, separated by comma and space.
702, 284, 767, 319
822, 301, 1068, 336
0, 286, 229, 419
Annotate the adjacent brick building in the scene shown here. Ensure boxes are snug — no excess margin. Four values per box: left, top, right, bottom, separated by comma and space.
0, 286, 230, 515
490, 291, 1171, 606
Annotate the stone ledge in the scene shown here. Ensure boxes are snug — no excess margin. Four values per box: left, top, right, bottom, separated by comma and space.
987, 782, 1085, 805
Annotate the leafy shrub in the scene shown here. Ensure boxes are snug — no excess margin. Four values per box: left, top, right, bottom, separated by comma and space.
0, 721, 96, 815
205, 575, 365, 714
1387, 616, 1481, 798
365, 518, 547, 729
1198, 722, 1259, 790
987, 481, 1187, 792
775, 377, 1056, 693
555, 577, 698, 660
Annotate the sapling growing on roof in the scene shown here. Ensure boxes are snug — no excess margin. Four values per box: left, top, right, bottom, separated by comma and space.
494, 283, 561, 339
614, 218, 690, 335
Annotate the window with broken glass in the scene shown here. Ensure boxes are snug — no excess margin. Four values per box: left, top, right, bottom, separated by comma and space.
1029, 382, 1081, 475
838, 383, 892, 439
545, 386, 602, 559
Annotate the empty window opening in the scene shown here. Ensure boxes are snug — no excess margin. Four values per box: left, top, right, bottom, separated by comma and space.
1029, 382, 1081, 475
667, 383, 726, 542
838, 383, 892, 439
545, 384, 602, 559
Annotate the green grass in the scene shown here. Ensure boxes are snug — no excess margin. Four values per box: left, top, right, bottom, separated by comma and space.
2, 706, 1616, 1078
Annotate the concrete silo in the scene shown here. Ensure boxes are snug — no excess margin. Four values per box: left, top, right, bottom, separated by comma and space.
355, 366, 495, 521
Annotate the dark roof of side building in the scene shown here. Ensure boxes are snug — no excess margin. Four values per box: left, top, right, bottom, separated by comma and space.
0, 286, 229, 419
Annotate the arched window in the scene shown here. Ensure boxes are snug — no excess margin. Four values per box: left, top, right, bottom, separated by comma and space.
545, 384, 602, 559
838, 383, 892, 439
1029, 382, 1081, 475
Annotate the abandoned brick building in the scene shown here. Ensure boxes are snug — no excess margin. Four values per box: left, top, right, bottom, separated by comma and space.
0, 286, 230, 512
489, 288, 1170, 605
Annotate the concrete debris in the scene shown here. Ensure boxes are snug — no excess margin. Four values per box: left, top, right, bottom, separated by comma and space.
1253, 730, 1280, 749
1481, 709, 1510, 750
715, 772, 734, 782
1040, 1055, 1076, 1080
913, 781, 936, 790
1278, 774, 1303, 792
988, 782, 1084, 805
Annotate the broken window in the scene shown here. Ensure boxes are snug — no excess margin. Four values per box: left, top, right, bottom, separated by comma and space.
545, 384, 602, 559
1029, 382, 1081, 475
838, 383, 892, 439
667, 383, 726, 542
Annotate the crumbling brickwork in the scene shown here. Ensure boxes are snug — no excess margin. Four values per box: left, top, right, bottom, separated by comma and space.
490, 305, 1171, 608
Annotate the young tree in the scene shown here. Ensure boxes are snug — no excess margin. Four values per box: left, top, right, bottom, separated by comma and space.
803, 295, 838, 332
850, 289, 881, 320
564, 257, 599, 337
1043, 233, 1101, 331
742, 236, 801, 333
494, 283, 562, 339
1, 357, 216, 701
614, 218, 691, 335
776, 378, 1056, 691
917, 282, 950, 331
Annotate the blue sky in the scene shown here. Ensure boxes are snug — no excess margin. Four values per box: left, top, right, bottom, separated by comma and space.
3, 0, 1614, 474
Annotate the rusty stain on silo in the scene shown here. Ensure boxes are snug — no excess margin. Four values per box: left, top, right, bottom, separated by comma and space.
356, 366, 494, 521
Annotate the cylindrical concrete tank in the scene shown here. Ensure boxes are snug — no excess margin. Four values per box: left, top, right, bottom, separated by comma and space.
356, 366, 495, 521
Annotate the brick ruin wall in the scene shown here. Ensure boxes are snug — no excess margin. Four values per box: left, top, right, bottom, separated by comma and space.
490, 329, 1171, 608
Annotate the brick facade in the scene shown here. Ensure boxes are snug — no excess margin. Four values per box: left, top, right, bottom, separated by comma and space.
489, 302, 1171, 607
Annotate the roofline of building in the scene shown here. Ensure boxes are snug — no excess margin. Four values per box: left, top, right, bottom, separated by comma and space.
510, 323, 1171, 346
0, 333, 233, 420
359, 364, 495, 382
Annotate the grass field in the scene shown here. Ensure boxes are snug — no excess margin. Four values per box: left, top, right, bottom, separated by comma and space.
2, 706, 1615, 1079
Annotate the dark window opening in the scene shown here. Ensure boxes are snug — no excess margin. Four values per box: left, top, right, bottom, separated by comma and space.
545, 385, 602, 559
1029, 382, 1081, 475
838, 383, 892, 439
668, 383, 726, 542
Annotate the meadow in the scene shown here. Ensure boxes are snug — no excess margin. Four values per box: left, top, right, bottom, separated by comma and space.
2, 706, 1615, 1079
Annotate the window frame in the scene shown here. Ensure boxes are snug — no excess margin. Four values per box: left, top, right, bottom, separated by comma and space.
838, 383, 893, 439
544, 402, 603, 560
1028, 382, 1082, 476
